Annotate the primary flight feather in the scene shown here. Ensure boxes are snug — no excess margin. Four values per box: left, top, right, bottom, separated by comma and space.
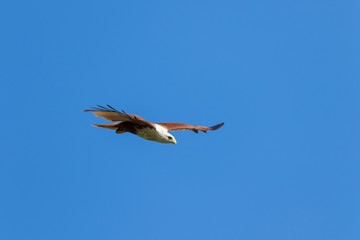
84, 105, 224, 144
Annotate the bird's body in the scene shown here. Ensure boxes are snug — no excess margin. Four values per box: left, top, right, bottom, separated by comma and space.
84, 105, 224, 144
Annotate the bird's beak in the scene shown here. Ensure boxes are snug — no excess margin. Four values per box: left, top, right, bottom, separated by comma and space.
173, 139, 177, 145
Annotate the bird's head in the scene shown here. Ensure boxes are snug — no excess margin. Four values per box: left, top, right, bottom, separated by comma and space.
166, 134, 177, 145
155, 124, 177, 144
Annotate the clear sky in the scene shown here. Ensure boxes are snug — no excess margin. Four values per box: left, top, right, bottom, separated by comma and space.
1, 0, 359, 239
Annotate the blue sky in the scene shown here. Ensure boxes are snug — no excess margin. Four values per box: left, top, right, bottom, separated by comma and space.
1, 0, 359, 239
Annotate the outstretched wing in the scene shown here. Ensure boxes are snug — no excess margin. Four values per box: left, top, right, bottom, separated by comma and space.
83, 105, 155, 128
157, 122, 224, 133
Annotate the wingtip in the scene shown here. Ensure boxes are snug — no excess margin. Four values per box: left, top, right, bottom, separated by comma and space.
211, 122, 225, 130
107, 105, 118, 111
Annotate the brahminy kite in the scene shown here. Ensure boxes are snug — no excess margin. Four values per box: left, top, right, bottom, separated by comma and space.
84, 105, 224, 144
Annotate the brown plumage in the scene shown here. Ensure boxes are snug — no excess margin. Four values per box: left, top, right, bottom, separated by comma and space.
84, 105, 224, 144
156, 122, 224, 133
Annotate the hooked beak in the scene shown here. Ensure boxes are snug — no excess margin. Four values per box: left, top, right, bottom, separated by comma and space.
173, 139, 177, 145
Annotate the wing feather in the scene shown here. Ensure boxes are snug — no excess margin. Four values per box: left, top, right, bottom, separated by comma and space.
83, 105, 155, 128
157, 122, 224, 133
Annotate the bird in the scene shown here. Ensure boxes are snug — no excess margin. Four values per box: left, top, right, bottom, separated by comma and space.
83, 105, 224, 144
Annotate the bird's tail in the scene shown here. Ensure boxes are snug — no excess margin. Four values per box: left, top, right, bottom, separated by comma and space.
92, 123, 120, 130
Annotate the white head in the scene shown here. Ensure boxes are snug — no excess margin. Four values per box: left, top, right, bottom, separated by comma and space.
165, 133, 177, 144
155, 124, 177, 144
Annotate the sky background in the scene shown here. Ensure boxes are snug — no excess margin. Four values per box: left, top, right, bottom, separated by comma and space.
1, 0, 359, 239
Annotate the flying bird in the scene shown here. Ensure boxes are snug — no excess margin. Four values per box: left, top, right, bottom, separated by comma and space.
84, 105, 224, 144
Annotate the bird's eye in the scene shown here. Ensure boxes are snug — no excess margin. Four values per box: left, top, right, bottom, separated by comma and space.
168, 136, 173, 140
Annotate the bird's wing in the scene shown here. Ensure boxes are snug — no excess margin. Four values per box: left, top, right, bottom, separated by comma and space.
83, 105, 155, 128
157, 122, 224, 133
